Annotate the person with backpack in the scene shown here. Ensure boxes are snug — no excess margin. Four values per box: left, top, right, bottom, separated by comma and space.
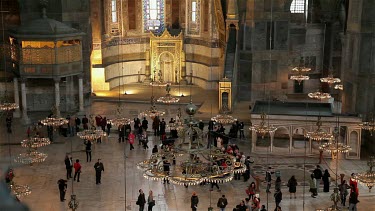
217, 195, 228, 211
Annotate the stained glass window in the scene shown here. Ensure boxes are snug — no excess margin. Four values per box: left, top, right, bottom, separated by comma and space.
111, 0, 117, 23
143, 0, 165, 32
290, 0, 307, 14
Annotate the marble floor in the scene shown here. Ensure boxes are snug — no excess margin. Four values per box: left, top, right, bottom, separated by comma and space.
1, 101, 374, 211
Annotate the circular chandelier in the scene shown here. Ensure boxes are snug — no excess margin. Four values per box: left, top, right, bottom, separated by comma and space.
41, 117, 69, 127
305, 117, 333, 141
211, 114, 236, 125
10, 182, 32, 197
157, 84, 180, 104
21, 137, 51, 148
137, 102, 246, 186
249, 113, 277, 138
211, 105, 236, 125
320, 74, 341, 85
308, 91, 331, 100
359, 114, 375, 136
77, 129, 106, 141
139, 105, 165, 118
108, 106, 133, 127
139, 96, 165, 118
290, 75, 310, 84
15, 151, 48, 164
319, 141, 352, 153
289, 58, 311, 84
355, 156, 375, 192
0, 102, 19, 111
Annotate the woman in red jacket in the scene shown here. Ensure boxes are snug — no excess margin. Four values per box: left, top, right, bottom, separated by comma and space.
128, 131, 135, 150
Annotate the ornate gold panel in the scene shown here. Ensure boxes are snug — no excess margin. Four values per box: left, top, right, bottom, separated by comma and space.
148, 30, 185, 83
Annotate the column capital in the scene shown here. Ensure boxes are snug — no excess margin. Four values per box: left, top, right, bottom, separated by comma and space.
19, 77, 27, 83
53, 77, 61, 83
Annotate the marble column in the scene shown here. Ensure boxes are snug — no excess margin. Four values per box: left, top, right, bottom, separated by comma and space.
54, 77, 61, 117
251, 130, 257, 153
20, 78, 30, 125
270, 133, 274, 153
13, 78, 21, 118
78, 75, 84, 113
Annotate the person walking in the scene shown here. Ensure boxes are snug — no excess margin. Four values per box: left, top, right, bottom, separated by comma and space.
239, 122, 245, 139
275, 176, 281, 191
94, 159, 104, 184
265, 167, 274, 193
152, 116, 160, 136
339, 180, 350, 206
190, 192, 199, 211
73, 159, 81, 182
128, 131, 135, 150
349, 188, 359, 211
159, 118, 166, 137
84, 140, 92, 162
309, 173, 317, 198
142, 117, 148, 131
313, 165, 323, 192
6, 115, 12, 133
136, 189, 146, 211
274, 188, 282, 208
64, 154, 73, 180
322, 169, 331, 192
57, 179, 67, 202
246, 182, 256, 200
217, 194, 228, 211
147, 190, 155, 211
162, 157, 170, 184
118, 124, 125, 143
287, 175, 297, 199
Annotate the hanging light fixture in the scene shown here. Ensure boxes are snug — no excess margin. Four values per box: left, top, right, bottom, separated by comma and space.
320, 74, 341, 85
211, 104, 236, 125
21, 137, 51, 148
108, 106, 133, 127
289, 58, 311, 84
359, 114, 375, 136
40, 106, 69, 127
138, 102, 245, 186
305, 117, 334, 141
139, 96, 165, 118
15, 136, 50, 164
249, 113, 277, 138
77, 129, 106, 141
10, 182, 32, 197
157, 84, 180, 104
308, 91, 331, 100
15, 151, 48, 164
355, 156, 375, 192
319, 141, 351, 154
334, 84, 343, 90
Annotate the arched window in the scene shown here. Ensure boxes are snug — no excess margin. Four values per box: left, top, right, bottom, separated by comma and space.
111, 0, 117, 23
143, 0, 165, 32
187, 0, 201, 35
290, 0, 307, 14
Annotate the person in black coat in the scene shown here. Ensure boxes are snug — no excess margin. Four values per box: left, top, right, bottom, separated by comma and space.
118, 124, 125, 143
84, 140, 92, 162
287, 175, 298, 199
137, 189, 146, 211
163, 157, 170, 184
160, 118, 166, 136
57, 179, 67, 202
94, 159, 104, 184
274, 188, 282, 208
191, 192, 199, 211
64, 154, 73, 179
322, 169, 331, 192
